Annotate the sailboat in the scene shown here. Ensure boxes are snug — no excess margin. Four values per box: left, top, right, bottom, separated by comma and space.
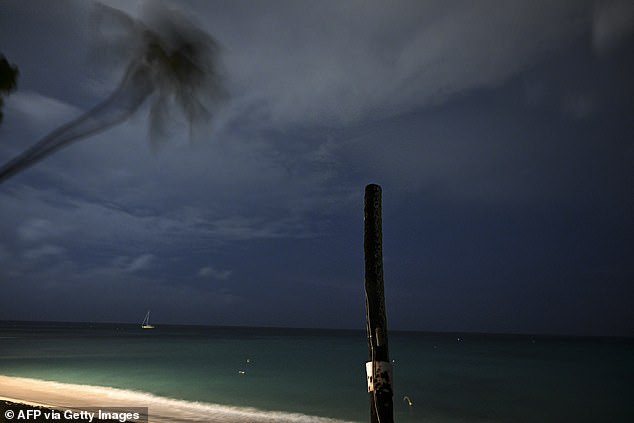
141, 310, 154, 329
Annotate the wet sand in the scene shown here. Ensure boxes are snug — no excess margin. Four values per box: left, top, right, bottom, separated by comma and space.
0, 375, 350, 423
0, 375, 179, 422
1, 399, 130, 423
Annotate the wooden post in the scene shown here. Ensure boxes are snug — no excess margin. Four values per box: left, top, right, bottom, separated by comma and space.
364, 184, 394, 423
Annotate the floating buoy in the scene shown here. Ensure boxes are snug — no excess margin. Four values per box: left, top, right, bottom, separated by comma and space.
403, 396, 413, 407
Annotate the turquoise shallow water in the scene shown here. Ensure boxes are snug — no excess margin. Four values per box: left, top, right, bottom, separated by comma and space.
0, 321, 632, 422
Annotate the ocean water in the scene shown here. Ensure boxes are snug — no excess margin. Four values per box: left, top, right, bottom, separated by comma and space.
0, 321, 632, 422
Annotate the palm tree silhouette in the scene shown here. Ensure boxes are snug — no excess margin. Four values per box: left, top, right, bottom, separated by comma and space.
0, 3, 224, 184
0, 54, 19, 127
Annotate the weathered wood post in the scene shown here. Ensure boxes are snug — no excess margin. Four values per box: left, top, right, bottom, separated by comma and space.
364, 183, 394, 423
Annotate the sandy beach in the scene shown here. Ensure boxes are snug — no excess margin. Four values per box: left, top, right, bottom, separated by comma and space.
0, 375, 350, 423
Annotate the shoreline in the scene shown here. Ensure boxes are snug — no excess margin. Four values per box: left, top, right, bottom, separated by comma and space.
0, 375, 171, 423
0, 375, 353, 423
1, 400, 134, 423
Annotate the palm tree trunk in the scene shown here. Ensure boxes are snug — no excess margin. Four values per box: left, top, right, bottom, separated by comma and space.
0, 61, 154, 184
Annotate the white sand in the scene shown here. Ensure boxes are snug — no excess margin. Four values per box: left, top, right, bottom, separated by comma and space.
0, 375, 352, 423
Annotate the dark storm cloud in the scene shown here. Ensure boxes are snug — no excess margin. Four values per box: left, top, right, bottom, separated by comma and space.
0, 0, 632, 335
592, 0, 634, 55
197, 0, 595, 129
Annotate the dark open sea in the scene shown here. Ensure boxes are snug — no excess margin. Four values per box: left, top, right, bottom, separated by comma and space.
0, 321, 632, 422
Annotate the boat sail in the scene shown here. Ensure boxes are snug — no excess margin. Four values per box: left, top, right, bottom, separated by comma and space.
141, 310, 154, 329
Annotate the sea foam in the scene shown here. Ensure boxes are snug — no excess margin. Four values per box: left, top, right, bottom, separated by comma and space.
0, 375, 357, 423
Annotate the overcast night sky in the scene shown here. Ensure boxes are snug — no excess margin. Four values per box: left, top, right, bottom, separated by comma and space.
0, 0, 632, 336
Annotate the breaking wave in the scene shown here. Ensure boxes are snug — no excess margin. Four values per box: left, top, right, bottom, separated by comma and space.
0, 376, 357, 423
